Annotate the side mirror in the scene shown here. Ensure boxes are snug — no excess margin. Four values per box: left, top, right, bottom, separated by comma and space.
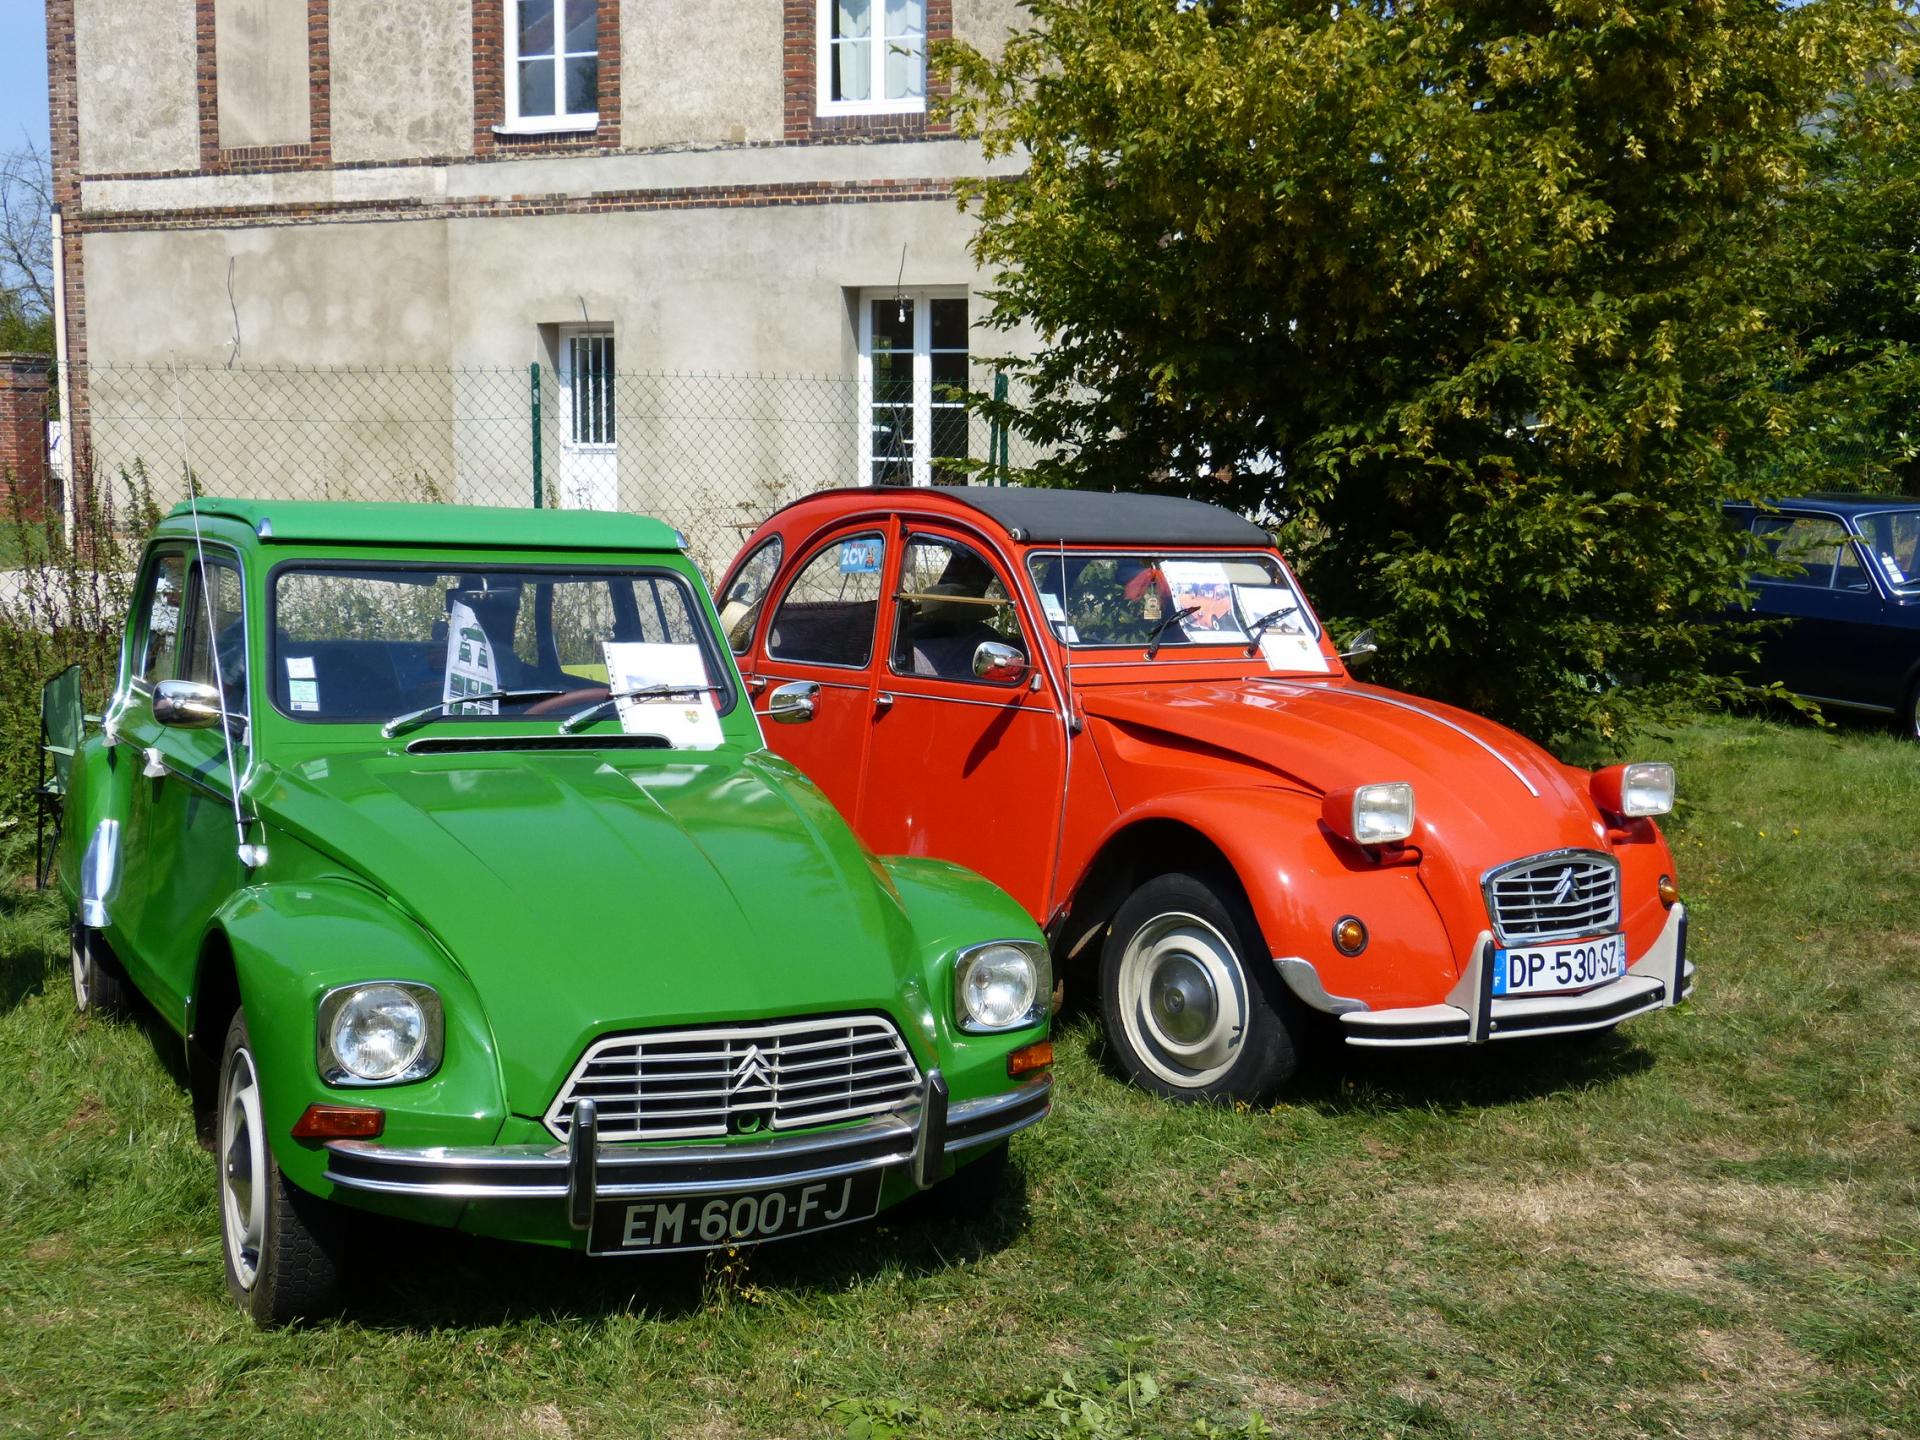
1338, 628, 1379, 665
972, 640, 1029, 685
153, 679, 224, 729
764, 680, 819, 725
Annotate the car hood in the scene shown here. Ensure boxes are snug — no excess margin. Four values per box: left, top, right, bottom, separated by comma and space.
252, 746, 928, 1117
1080, 675, 1610, 874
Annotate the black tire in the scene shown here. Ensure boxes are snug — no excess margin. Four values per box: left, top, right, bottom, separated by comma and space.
1902, 680, 1920, 743
1098, 871, 1305, 1104
69, 920, 133, 1018
217, 1010, 345, 1326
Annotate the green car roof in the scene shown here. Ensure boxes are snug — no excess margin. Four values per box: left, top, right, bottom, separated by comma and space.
161, 498, 685, 553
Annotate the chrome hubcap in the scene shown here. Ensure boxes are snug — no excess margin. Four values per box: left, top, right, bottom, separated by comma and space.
1116, 911, 1250, 1089
220, 1045, 266, 1291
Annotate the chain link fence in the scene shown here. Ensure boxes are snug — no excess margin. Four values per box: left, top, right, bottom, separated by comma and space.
63, 363, 1040, 575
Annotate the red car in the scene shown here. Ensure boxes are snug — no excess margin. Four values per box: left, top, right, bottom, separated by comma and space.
719, 488, 1692, 1101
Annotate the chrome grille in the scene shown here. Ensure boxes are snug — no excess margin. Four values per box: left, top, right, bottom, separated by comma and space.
1484, 851, 1621, 943
543, 1016, 922, 1143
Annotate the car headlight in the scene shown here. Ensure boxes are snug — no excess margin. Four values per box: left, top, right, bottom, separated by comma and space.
1592, 761, 1675, 819
953, 940, 1050, 1033
1321, 781, 1417, 846
317, 981, 443, 1085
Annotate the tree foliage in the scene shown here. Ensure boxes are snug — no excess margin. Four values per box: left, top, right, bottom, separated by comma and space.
945, 0, 1916, 743
0, 144, 53, 355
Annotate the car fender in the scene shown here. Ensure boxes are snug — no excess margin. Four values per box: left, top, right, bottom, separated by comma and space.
207, 878, 508, 1196
878, 855, 1051, 1104
1076, 786, 1464, 1012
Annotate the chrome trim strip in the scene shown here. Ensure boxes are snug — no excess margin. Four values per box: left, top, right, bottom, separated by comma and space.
1275, 682, 1541, 797
753, 675, 871, 694
866, 689, 1057, 716
324, 1080, 1051, 1203
1798, 694, 1896, 715
79, 818, 119, 929
1273, 957, 1369, 1015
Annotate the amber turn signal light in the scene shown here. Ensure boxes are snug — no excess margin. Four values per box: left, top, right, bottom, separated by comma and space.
1332, 916, 1369, 956
1007, 1039, 1053, 1077
1657, 874, 1680, 906
291, 1103, 385, 1140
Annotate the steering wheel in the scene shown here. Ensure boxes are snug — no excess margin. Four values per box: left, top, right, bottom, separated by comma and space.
524, 685, 611, 715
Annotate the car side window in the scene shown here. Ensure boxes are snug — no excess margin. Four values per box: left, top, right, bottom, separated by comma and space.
891, 535, 1026, 683
721, 537, 782, 655
768, 533, 886, 669
179, 557, 249, 719
137, 552, 188, 684
1754, 516, 1851, 588
1833, 538, 1872, 593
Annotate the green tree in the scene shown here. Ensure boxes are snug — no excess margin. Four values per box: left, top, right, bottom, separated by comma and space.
946, 0, 1913, 743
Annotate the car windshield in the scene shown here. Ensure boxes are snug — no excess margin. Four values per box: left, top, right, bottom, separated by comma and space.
1854, 509, 1920, 593
271, 564, 734, 726
1025, 551, 1317, 651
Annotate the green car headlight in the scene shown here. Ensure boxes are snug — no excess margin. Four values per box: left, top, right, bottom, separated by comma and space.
317, 982, 443, 1085
953, 940, 1050, 1033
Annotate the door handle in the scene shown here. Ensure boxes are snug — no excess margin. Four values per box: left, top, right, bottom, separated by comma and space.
874, 692, 895, 711
743, 674, 768, 692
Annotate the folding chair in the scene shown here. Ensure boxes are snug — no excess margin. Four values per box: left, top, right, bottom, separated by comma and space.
36, 664, 83, 890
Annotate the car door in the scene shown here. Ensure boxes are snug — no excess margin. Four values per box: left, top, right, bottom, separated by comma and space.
137, 550, 250, 1019
105, 546, 189, 995
746, 524, 892, 817
855, 528, 1067, 921
1749, 513, 1891, 709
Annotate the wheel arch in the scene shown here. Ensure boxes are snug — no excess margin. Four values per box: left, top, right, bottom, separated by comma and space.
187, 926, 242, 1131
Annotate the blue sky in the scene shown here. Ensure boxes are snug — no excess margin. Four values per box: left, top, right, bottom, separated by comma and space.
0, 1, 50, 155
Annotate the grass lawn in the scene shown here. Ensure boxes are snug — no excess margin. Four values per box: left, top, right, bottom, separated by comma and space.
0, 716, 1914, 1439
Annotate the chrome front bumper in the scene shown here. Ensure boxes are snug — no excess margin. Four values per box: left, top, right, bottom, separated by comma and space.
1277, 903, 1692, 1049
324, 1071, 1049, 1229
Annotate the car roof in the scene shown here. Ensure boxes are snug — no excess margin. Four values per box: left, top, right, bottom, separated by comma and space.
1729, 494, 1920, 517
776, 486, 1273, 547
159, 498, 685, 552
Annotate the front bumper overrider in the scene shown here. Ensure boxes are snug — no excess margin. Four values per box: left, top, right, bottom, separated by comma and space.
323, 1071, 1049, 1227
1276, 903, 1691, 1048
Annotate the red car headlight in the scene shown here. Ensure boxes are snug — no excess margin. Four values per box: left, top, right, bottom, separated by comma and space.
1592, 762, 1675, 819
1322, 782, 1416, 846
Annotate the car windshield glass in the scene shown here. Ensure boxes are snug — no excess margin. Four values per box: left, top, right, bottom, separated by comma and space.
271, 564, 734, 725
1854, 509, 1920, 592
1025, 551, 1315, 650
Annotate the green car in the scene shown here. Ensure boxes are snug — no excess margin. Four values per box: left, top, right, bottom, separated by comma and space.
53, 499, 1052, 1325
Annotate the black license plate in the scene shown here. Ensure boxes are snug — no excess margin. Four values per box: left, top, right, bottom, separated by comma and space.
587, 1171, 883, 1255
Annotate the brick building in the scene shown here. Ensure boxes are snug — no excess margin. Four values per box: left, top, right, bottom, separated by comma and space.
46, 0, 1033, 521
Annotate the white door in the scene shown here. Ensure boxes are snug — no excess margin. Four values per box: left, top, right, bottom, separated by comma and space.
557, 327, 618, 511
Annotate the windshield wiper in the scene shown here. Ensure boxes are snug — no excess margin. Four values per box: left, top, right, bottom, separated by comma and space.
1242, 605, 1297, 658
1143, 606, 1200, 660
380, 688, 566, 739
559, 684, 726, 734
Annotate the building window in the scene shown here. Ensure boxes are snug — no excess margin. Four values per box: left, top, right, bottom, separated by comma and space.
506, 0, 599, 132
819, 0, 927, 114
859, 291, 968, 487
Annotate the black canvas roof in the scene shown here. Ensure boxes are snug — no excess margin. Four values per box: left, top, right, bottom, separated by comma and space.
933, 486, 1272, 546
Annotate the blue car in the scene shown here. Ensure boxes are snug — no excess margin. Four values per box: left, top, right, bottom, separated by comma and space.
1727, 496, 1920, 738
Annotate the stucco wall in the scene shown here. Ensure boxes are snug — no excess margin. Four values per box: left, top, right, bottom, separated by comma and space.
75, 0, 200, 174
620, 0, 785, 149
330, 0, 475, 163
953, 0, 1028, 61
215, 0, 313, 150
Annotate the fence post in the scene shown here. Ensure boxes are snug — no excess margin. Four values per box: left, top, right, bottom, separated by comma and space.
529, 361, 543, 508
990, 371, 1010, 484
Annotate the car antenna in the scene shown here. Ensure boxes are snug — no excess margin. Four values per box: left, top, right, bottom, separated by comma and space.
170, 359, 260, 870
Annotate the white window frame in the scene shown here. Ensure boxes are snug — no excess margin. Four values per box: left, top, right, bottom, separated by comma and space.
500, 0, 600, 135
857, 288, 969, 488
816, 0, 928, 117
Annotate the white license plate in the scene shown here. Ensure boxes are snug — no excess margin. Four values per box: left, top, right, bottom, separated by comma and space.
1492, 933, 1627, 997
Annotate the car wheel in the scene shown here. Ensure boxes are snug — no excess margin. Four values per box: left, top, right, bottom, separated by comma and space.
69, 919, 132, 1018
1099, 871, 1303, 1103
218, 1010, 345, 1327
1902, 680, 1920, 742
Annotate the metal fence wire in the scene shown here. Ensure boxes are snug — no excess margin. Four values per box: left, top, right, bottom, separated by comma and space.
67, 363, 1041, 574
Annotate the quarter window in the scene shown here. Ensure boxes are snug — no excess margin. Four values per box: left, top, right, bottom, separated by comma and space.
860, 292, 968, 487
768, 533, 887, 668
138, 554, 187, 684
721, 537, 783, 654
820, 0, 926, 113
506, 0, 599, 132
891, 536, 1026, 682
